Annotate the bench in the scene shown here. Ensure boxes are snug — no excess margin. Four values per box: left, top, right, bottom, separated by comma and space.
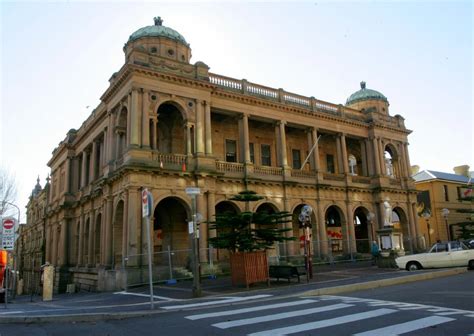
269, 265, 307, 283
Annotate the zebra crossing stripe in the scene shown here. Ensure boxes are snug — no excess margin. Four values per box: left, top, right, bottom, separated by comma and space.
161, 294, 272, 310
186, 299, 317, 320
212, 303, 353, 329
353, 316, 455, 336
247, 308, 396, 336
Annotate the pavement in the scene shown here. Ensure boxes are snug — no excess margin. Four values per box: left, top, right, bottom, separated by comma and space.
0, 261, 468, 324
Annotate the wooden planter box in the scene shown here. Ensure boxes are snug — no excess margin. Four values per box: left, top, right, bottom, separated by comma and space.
230, 251, 269, 288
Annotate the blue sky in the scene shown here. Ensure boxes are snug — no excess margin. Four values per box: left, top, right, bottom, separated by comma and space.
1, 1, 472, 221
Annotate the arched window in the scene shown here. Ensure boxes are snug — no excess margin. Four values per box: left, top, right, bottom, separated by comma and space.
384, 151, 394, 177
348, 154, 357, 175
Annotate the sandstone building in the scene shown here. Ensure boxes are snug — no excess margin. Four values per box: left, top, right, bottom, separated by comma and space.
20, 17, 419, 292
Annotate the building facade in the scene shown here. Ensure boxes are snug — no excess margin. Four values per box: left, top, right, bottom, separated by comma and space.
413, 165, 474, 246
21, 17, 420, 292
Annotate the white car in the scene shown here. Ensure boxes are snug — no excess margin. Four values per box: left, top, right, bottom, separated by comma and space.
395, 241, 474, 271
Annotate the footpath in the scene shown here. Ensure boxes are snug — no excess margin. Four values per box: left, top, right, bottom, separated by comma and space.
0, 261, 467, 324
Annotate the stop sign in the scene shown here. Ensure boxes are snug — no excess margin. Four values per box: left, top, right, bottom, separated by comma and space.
3, 218, 14, 230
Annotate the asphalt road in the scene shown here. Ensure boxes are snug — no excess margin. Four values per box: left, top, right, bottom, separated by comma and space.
1, 271, 472, 335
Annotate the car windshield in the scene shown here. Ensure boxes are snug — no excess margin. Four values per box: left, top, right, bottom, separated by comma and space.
429, 243, 448, 253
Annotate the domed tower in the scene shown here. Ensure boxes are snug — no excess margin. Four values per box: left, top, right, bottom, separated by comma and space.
346, 81, 389, 115
123, 16, 192, 64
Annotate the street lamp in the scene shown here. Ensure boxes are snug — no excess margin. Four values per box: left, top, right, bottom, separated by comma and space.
422, 210, 432, 246
441, 208, 450, 241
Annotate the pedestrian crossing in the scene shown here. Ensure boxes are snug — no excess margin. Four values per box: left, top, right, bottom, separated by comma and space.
178, 295, 474, 335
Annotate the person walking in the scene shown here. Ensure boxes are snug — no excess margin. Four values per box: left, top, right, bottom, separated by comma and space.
371, 241, 380, 266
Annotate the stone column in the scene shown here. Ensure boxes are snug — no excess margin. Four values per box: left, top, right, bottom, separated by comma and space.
207, 191, 216, 262
406, 202, 415, 251
105, 197, 113, 266
107, 111, 115, 163
278, 121, 288, 167
129, 88, 140, 146
81, 151, 87, 188
124, 189, 133, 258
371, 137, 381, 175
185, 123, 192, 156
242, 114, 251, 163
411, 202, 420, 244
195, 100, 204, 155
365, 139, 374, 176
360, 140, 368, 176
346, 202, 356, 253
204, 101, 212, 155
90, 141, 97, 182
88, 211, 94, 265
317, 201, 328, 256
404, 143, 412, 176
340, 134, 349, 174
51, 224, 58, 265
141, 90, 150, 148
58, 220, 68, 266
312, 128, 320, 171
78, 213, 84, 265
274, 123, 281, 165
336, 136, 343, 174
378, 138, 386, 176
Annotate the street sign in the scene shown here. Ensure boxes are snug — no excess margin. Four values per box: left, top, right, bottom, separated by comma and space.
185, 187, 201, 195
2, 217, 16, 250
141, 188, 153, 218
2, 218, 15, 230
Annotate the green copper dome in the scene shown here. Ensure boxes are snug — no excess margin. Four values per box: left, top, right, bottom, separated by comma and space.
128, 17, 188, 46
346, 81, 388, 105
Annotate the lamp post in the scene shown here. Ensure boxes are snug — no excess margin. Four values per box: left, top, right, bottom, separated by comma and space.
441, 208, 450, 241
422, 211, 432, 246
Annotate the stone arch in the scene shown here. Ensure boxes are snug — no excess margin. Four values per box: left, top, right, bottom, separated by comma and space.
291, 203, 317, 258
156, 101, 189, 154
324, 204, 345, 254
253, 201, 279, 213
112, 200, 125, 267
153, 196, 191, 267
215, 200, 240, 215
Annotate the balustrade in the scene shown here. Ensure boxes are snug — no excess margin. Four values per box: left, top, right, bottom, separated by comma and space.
216, 161, 244, 173
254, 166, 283, 176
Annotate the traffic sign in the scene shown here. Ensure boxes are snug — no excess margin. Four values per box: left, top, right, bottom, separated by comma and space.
2, 218, 15, 230
185, 187, 201, 195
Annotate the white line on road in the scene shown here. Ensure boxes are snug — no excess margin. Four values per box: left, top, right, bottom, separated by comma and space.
353, 316, 455, 336
247, 308, 397, 336
114, 291, 180, 301
186, 299, 317, 320
212, 303, 353, 329
161, 294, 272, 310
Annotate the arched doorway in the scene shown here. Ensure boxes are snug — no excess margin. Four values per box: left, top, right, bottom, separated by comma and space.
214, 201, 240, 261
153, 197, 190, 267
325, 205, 344, 255
112, 200, 124, 268
354, 207, 370, 253
393, 207, 410, 251
255, 203, 280, 261
156, 103, 187, 154
292, 204, 317, 258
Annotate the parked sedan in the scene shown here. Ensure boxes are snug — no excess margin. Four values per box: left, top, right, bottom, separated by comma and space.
395, 241, 474, 271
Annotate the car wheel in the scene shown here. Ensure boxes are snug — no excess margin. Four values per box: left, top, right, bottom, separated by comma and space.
406, 262, 421, 271
468, 260, 474, 270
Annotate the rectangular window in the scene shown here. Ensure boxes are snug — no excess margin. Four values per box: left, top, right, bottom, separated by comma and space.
249, 143, 255, 163
443, 185, 449, 201
261, 144, 271, 166
292, 149, 301, 169
326, 154, 335, 173
225, 139, 237, 162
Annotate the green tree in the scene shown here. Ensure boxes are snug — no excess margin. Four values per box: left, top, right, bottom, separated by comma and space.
208, 190, 294, 252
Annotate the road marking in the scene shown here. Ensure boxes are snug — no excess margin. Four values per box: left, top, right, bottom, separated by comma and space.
212, 303, 353, 329
0, 311, 25, 315
114, 291, 179, 301
353, 316, 455, 336
186, 299, 317, 320
247, 308, 397, 336
161, 294, 272, 310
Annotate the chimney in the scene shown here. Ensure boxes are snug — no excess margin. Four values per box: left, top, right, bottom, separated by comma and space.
453, 165, 470, 177
410, 165, 420, 176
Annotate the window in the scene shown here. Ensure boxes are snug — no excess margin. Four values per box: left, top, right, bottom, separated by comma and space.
225, 139, 237, 162
443, 185, 449, 201
249, 143, 255, 163
261, 144, 271, 166
292, 149, 301, 169
326, 154, 335, 173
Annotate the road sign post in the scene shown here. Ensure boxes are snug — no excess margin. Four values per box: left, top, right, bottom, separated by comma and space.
142, 188, 154, 309
185, 187, 201, 297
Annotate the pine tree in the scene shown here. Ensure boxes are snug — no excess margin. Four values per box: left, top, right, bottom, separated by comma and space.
208, 190, 294, 252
